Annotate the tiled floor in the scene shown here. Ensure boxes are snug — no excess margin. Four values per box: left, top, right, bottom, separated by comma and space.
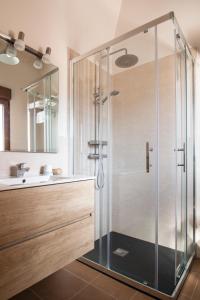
10, 259, 200, 300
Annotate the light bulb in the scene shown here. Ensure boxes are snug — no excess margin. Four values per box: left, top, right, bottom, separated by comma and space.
14, 31, 25, 51
42, 47, 51, 64
33, 58, 43, 69
6, 45, 17, 57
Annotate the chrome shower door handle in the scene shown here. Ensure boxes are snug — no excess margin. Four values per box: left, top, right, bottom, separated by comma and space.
177, 142, 186, 172
146, 142, 153, 173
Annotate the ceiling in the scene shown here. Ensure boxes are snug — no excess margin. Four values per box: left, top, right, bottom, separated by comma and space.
66, 0, 200, 54
66, 0, 121, 54
115, 0, 200, 50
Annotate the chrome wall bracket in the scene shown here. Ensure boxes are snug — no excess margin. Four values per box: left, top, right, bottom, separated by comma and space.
88, 140, 108, 146
88, 154, 107, 159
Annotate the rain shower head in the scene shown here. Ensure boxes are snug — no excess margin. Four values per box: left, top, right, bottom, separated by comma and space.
115, 53, 138, 68
101, 48, 138, 69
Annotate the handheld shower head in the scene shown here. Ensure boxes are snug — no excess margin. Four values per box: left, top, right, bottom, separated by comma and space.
94, 89, 120, 105
102, 90, 120, 104
110, 90, 120, 97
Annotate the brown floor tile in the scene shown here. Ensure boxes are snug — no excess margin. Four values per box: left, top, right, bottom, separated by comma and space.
191, 274, 200, 300
177, 294, 190, 300
92, 273, 136, 300
191, 259, 200, 273
10, 289, 41, 300
64, 260, 100, 283
9, 259, 200, 300
31, 268, 87, 300
180, 272, 198, 298
131, 291, 155, 299
71, 285, 115, 300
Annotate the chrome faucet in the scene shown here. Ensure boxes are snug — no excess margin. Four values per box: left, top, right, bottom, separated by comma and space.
16, 163, 30, 177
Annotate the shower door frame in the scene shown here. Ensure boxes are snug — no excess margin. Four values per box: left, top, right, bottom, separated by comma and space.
70, 12, 195, 300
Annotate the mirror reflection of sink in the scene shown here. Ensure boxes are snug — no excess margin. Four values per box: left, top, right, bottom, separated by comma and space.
0, 175, 50, 186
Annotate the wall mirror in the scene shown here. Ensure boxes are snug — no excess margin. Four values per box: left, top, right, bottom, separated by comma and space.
0, 33, 59, 153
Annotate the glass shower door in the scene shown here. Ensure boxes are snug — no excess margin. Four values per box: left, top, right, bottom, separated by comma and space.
186, 50, 195, 260
107, 27, 158, 289
175, 34, 187, 281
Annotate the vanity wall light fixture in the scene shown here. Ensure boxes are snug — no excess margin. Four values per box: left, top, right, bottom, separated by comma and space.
14, 31, 25, 51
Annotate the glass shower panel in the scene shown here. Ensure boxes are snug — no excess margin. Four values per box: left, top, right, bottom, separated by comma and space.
95, 48, 110, 268
186, 51, 195, 259
157, 20, 177, 294
175, 34, 187, 279
72, 49, 110, 266
108, 27, 157, 288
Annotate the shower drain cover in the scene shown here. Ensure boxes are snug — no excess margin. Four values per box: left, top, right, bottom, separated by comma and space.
113, 248, 129, 257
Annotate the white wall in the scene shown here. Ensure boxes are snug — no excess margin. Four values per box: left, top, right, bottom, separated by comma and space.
65, 0, 121, 53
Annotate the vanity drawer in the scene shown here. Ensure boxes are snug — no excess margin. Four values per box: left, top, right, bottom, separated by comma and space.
0, 180, 94, 247
0, 215, 94, 300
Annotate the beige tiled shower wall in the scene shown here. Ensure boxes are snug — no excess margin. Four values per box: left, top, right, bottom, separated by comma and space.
111, 55, 177, 249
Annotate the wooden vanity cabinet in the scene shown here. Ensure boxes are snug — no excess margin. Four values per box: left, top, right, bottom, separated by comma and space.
0, 180, 94, 300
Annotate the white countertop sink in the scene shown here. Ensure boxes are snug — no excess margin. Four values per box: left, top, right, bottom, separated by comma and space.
0, 175, 95, 190
0, 175, 50, 186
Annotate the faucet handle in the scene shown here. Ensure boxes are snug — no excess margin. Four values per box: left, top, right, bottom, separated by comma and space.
17, 162, 26, 170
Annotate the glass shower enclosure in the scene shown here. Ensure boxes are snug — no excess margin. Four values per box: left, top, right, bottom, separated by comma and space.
70, 12, 195, 299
